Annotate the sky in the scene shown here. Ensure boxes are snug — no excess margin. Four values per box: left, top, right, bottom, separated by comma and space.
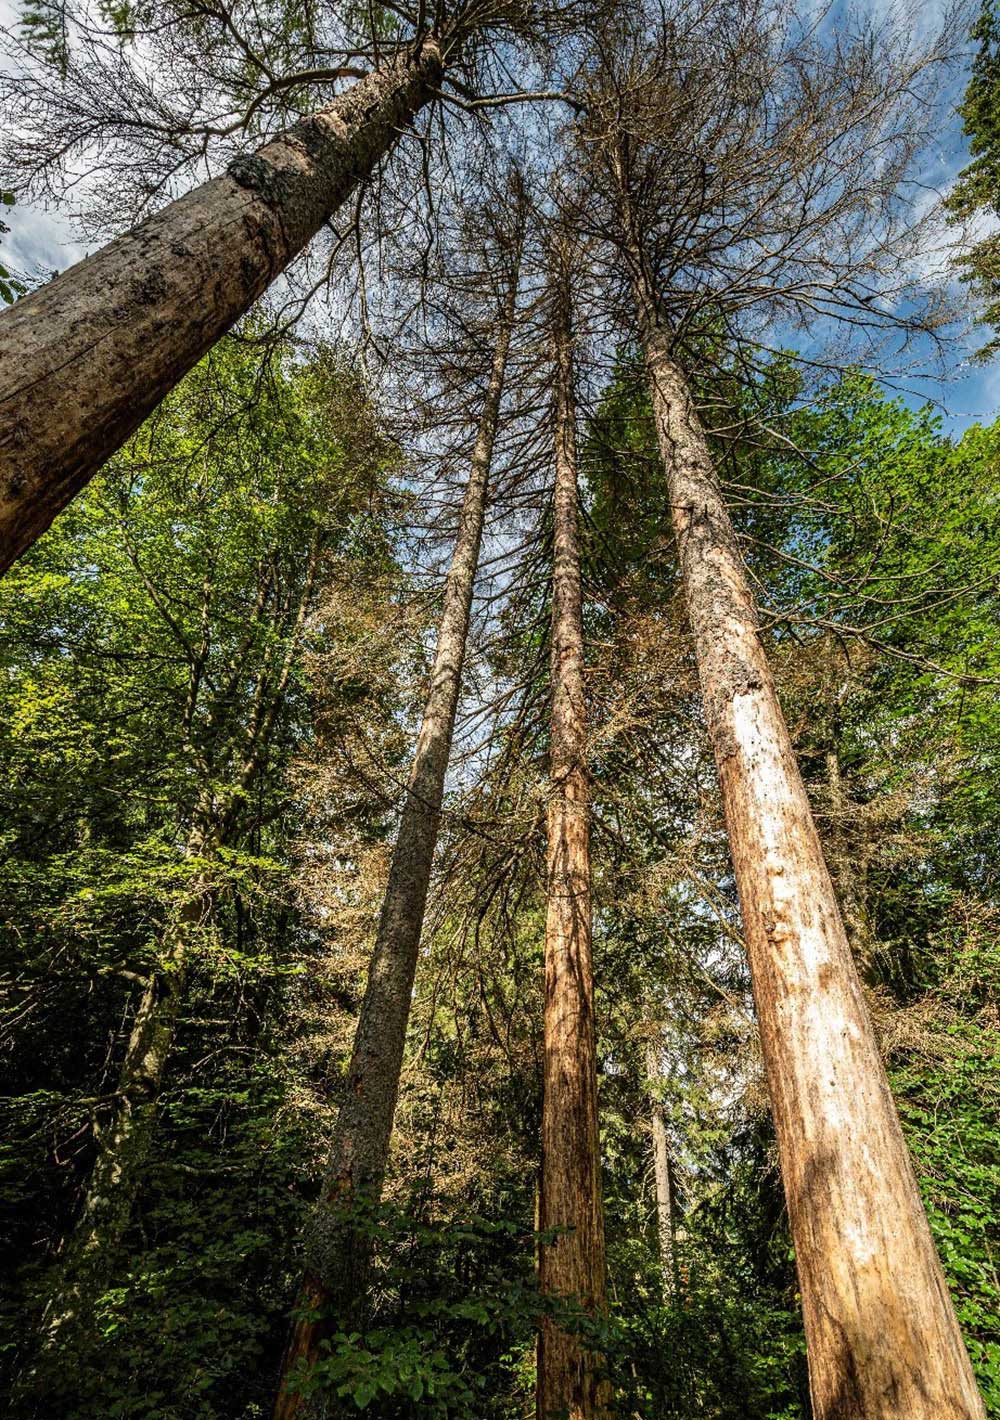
3, 0, 1000, 436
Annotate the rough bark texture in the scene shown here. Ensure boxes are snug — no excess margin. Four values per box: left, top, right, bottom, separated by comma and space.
536, 269, 610, 1420
638, 311, 984, 1420
0, 42, 443, 573
274, 298, 514, 1420
645, 1042, 676, 1298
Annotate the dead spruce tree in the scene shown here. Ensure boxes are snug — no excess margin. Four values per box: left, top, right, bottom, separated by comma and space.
273, 208, 524, 1420
568, 2, 987, 1416
0, 0, 561, 573
536, 238, 610, 1420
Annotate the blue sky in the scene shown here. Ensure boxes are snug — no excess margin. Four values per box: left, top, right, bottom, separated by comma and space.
3, 0, 1000, 437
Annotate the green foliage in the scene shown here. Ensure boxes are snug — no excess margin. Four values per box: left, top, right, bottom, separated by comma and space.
284, 1211, 544, 1419
0, 333, 403, 1417
744, 371, 1000, 1411
610, 1291, 807, 1419
947, 0, 1000, 356
2, 316, 999, 1420
951, 1, 1000, 216
18, 0, 70, 73
891, 924, 1000, 1410
579, 357, 1000, 1417
0, 189, 26, 304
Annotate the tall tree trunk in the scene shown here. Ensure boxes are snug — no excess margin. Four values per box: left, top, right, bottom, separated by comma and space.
0, 41, 444, 573
273, 290, 516, 1420
35, 818, 214, 1354
645, 1041, 676, 1300
536, 259, 609, 1420
635, 299, 984, 1418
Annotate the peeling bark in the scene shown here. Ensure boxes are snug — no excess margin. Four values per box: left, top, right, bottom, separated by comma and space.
637, 305, 984, 1419
536, 263, 610, 1420
0, 42, 443, 573
273, 290, 516, 1420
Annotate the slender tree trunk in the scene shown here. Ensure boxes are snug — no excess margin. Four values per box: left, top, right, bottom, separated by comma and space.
635, 299, 984, 1418
536, 260, 609, 1420
273, 290, 516, 1420
35, 818, 214, 1353
822, 745, 874, 970
645, 1042, 676, 1299
0, 41, 444, 573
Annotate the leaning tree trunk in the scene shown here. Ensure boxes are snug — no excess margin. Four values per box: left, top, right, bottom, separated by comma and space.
273, 291, 516, 1420
536, 261, 610, 1420
645, 1041, 677, 1299
0, 41, 444, 573
635, 298, 984, 1418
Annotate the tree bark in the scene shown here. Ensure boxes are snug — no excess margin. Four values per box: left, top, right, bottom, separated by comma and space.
645, 1041, 676, 1300
536, 260, 610, 1420
0, 41, 443, 573
636, 304, 984, 1419
273, 288, 516, 1420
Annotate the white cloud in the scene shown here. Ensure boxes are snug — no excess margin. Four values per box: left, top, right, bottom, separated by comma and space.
1, 0, 93, 276
5, 202, 88, 279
